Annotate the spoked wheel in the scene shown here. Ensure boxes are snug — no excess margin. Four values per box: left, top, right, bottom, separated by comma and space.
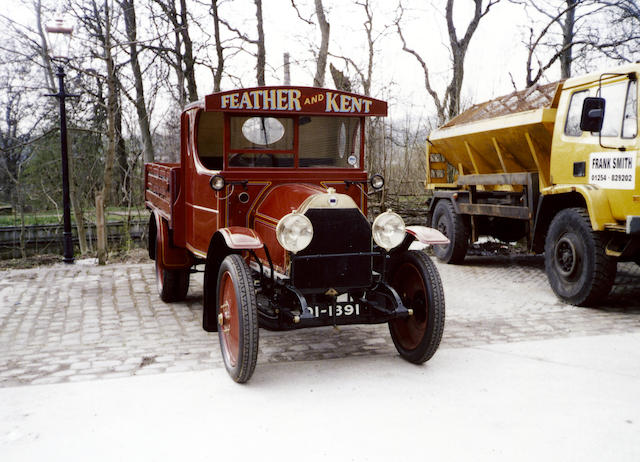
217, 254, 259, 383
544, 208, 616, 306
388, 250, 445, 364
155, 229, 189, 302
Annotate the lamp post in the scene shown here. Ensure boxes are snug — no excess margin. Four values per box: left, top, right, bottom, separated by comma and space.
45, 17, 76, 264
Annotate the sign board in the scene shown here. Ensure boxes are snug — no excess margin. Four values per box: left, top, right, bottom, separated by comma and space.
589, 151, 637, 190
205, 86, 387, 117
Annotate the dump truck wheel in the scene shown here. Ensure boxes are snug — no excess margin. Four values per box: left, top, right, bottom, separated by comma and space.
544, 208, 616, 306
155, 231, 190, 303
388, 251, 445, 364
217, 254, 259, 383
432, 200, 468, 264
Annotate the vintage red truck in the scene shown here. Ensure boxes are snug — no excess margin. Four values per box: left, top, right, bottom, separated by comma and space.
145, 86, 449, 382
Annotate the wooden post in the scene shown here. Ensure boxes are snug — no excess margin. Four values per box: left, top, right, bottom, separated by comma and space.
96, 193, 107, 265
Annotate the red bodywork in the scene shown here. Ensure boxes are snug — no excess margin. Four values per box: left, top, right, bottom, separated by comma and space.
145, 86, 387, 271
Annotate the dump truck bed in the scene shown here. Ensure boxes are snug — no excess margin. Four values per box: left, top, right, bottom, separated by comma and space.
427, 82, 563, 187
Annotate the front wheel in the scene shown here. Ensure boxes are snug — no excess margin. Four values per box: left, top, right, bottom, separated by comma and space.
217, 254, 259, 383
544, 208, 616, 306
388, 251, 445, 364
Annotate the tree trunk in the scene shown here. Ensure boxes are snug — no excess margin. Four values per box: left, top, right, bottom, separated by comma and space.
179, 0, 198, 101
313, 0, 330, 87
120, 0, 154, 163
255, 0, 266, 86
398, 0, 495, 124
99, 0, 118, 259
560, 0, 577, 79
115, 94, 128, 206
17, 181, 26, 260
329, 63, 351, 92
96, 193, 106, 265
212, 0, 224, 92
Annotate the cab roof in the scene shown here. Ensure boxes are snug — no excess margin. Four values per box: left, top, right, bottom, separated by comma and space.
196, 86, 387, 117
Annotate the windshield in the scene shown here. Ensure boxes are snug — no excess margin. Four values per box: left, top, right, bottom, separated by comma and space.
227, 115, 362, 168
299, 116, 361, 168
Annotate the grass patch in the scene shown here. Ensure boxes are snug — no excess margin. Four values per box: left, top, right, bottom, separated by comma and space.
0, 207, 148, 227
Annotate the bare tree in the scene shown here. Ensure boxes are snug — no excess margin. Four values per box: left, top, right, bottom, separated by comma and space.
331, 0, 390, 97
255, 0, 266, 85
511, 0, 639, 87
396, 0, 500, 123
511, 0, 586, 86
0, 0, 93, 255
312, 0, 330, 87
0, 61, 44, 257
149, 0, 199, 104
290, 0, 331, 87
217, 0, 267, 86
211, 0, 224, 92
596, 0, 640, 63
119, 0, 154, 162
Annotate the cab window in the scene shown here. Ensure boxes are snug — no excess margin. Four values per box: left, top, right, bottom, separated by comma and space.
599, 80, 628, 137
564, 90, 588, 137
196, 111, 224, 170
622, 79, 637, 139
228, 116, 294, 167
299, 116, 361, 168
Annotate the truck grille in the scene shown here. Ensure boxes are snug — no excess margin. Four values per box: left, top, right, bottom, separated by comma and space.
291, 208, 372, 293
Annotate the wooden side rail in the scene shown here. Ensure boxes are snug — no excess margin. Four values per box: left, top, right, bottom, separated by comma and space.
145, 163, 180, 222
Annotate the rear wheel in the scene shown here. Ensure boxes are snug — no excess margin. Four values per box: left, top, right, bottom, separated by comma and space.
432, 199, 468, 264
388, 251, 445, 364
217, 254, 259, 383
155, 228, 190, 302
544, 208, 616, 306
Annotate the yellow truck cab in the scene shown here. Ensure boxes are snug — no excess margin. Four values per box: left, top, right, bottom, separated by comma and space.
426, 64, 639, 306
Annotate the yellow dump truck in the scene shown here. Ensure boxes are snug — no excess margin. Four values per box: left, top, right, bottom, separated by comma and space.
426, 64, 639, 306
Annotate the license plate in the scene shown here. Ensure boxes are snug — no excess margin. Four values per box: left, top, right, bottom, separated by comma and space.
306, 303, 361, 318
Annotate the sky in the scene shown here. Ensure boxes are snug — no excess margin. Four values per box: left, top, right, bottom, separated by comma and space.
6, 0, 564, 127
220, 0, 535, 122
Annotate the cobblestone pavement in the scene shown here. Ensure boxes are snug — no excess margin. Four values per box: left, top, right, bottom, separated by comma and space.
1, 254, 639, 388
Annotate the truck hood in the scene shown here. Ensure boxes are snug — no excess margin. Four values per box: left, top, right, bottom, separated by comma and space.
251, 183, 362, 274
253, 183, 358, 223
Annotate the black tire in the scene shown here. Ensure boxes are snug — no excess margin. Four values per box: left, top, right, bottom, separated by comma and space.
216, 254, 259, 383
388, 250, 446, 364
544, 208, 616, 306
155, 231, 190, 303
431, 199, 468, 264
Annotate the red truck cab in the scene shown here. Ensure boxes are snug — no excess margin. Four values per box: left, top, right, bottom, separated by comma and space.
145, 86, 448, 382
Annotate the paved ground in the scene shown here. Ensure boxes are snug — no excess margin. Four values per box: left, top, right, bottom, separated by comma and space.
1, 333, 639, 461
1, 253, 639, 387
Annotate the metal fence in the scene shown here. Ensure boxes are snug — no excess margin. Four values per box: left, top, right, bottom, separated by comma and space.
0, 220, 148, 259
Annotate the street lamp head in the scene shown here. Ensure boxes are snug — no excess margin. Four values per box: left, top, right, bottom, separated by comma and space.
45, 17, 73, 62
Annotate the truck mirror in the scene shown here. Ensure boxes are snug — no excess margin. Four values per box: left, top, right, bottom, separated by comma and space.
580, 97, 605, 132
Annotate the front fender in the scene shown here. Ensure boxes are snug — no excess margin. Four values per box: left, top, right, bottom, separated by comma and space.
218, 226, 264, 250
406, 226, 450, 245
392, 226, 450, 254
541, 185, 615, 230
